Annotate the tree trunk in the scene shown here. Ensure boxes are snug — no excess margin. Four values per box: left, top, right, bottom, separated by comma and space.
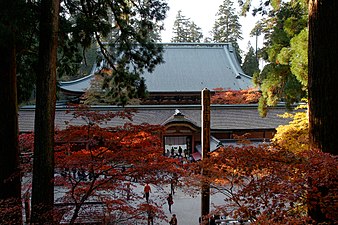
0, 18, 22, 224
308, 0, 338, 156
30, 0, 60, 223
308, 0, 338, 223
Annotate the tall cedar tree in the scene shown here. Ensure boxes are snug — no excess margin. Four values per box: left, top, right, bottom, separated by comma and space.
308, 1, 338, 222
171, 10, 203, 43
0, 0, 25, 223
211, 0, 242, 43
188, 21, 204, 43
308, 0, 338, 156
242, 46, 259, 76
31, 0, 60, 223
211, 0, 243, 61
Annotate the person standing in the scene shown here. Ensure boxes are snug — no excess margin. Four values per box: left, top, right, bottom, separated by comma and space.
167, 193, 173, 213
126, 182, 131, 200
170, 179, 175, 195
178, 146, 182, 156
170, 147, 175, 157
169, 214, 177, 225
147, 209, 154, 225
144, 183, 151, 202
171, 173, 178, 196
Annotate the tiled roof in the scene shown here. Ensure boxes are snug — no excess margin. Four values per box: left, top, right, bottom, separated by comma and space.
142, 43, 252, 92
59, 43, 253, 94
19, 104, 291, 133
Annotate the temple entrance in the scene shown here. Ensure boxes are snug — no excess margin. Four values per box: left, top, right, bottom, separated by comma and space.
164, 136, 192, 158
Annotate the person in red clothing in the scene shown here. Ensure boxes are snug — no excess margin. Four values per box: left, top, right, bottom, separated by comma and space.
144, 183, 151, 202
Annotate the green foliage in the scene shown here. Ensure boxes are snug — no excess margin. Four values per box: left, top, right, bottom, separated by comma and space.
188, 22, 204, 42
17, 53, 37, 104
171, 10, 203, 43
271, 0, 282, 10
259, 64, 284, 106
256, 63, 305, 116
242, 46, 259, 76
136, 77, 148, 99
289, 28, 308, 87
253, 1, 308, 116
1, 0, 40, 104
238, 0, 251, 15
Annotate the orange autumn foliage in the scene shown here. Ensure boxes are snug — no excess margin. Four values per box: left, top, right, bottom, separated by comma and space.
184, 145, 338, 224
211, 88, 261, 104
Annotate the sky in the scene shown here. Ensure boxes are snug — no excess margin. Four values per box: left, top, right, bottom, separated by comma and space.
160, 0, 264, 54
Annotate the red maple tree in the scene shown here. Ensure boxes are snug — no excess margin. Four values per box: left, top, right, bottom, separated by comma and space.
19, 106, 186, 224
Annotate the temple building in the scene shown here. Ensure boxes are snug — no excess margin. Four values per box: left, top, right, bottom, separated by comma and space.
59, 43, 253, 104
19, 104, 290, 161
19, 43, 291, 160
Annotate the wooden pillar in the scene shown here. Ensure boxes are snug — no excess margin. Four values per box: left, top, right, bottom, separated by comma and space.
201, 88, 210, 224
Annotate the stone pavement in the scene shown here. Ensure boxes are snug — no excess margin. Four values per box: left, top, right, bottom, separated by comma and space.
53, 183, 224, 225
24, 174, 226, 225
147, 184, 225, 225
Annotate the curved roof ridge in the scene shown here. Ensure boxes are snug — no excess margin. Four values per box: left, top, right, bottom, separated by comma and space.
161, 108, 199, 128
222, 44, 245, 75
60, 74, 94, 85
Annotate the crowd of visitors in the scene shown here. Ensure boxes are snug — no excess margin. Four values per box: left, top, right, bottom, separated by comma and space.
166, 146, 195, 164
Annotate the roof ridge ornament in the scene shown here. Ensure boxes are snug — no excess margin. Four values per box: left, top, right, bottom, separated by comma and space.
174, 109, 184, 116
